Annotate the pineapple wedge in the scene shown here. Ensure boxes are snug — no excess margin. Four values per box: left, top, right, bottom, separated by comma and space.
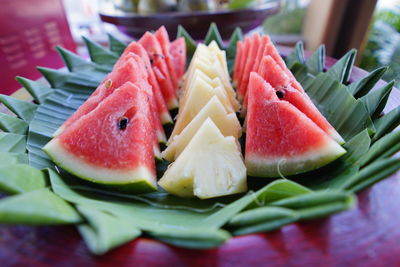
181, 69, 240, 112
159, 118, 247, 199
207, 41, 230, 80
169, 76, 234, 141
162, 96, 241, 161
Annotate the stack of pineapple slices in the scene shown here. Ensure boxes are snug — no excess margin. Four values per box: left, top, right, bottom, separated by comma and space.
159, 41, 247, 199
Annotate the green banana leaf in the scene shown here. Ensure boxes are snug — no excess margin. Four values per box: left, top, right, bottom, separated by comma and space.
204, 23, 224, 49
0, 24, 398, 254
0, 113, 28, 134
0, 188, 81, 225
0, 164, 47, 194
77, 205, 141, 255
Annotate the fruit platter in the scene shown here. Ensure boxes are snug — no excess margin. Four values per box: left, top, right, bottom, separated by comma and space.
0, 23, 399, 264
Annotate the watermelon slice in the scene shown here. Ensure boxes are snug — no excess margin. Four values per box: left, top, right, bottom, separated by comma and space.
170, 37, 186, 80
255, 55, 344, 144
118, 42, 172, 124
237, 35, 269, 100
55, 55, 166, 147
233, 40, 243, 87
235, 36, 251, 99
245, 73, 346, 177
139, 32, 178, 109
154, 26, 179, 90
43, 82, 157, 192
237, 33, 261, 99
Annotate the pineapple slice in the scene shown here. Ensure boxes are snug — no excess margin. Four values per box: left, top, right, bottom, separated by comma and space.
169, 76, 234, 141
159, 118, 247, 199
181, 69, 240, 112
207, 41, 230, 80
183, 58, 239, 111
162, 96, 241, 161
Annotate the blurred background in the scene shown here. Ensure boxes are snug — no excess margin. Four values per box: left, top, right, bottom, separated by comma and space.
0, 0, 399, 94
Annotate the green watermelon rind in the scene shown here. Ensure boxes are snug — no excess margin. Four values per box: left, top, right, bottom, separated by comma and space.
245, 140, 347, 178
43, 139, 158, 193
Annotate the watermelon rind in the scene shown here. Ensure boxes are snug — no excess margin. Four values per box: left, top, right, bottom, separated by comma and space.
43, 139, 157, 193
245, 138, 346, 178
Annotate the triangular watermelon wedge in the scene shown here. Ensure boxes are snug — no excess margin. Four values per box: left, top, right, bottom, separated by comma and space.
170, 37, 186, 80
237, 33, 261, 100
255, 55, 344, 144
118, 42, 172, 124
139, 32, 178, 109
155, 26, 179, 90
233, 39, 243, 87
43, 82, 157, 192
245, 72, 346, 177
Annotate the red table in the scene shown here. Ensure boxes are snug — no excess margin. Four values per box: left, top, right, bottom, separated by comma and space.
0, 48, 399, 267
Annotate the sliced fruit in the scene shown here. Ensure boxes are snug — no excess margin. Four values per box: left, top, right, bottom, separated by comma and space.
155, 26, 178, 89
43, 82, 157, 192
170, 37, 186, 80
54, 56, 164, 139
245, 73, 346, 177
207, 41, 230, 81
233, 39, 243, 86
260, 38, 304, 93
235, 36, 251, 99
159, 118, 247, 199
162, 96, 241, 161
238, 33, 261, 99
182, 69, 240, 112
118, 42, 172, 124
256, 55, 344, 144
169, 76, 234, 141
138, 32, 178, 109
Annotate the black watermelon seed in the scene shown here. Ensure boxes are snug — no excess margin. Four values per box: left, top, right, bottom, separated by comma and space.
276, 90, 285, 99
118, 117, 129, 130
150, 58, 154, 65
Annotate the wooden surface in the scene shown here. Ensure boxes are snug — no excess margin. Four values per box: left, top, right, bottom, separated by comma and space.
0, 49, 399, 267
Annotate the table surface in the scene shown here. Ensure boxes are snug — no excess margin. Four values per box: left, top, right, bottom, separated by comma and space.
0, 47, 399, 267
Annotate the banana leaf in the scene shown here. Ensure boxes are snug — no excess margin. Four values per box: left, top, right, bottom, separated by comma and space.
107, 34, 127, 56
304, 73, 375, 140
306, 44, 325, 74
0, 113, 28, 134
0, 164, 47, 194
77, 205, 141, 255
204, 23, 224, 49
360, 81, 394, 118
0, 94, 37, 122
0, 188, 81, 225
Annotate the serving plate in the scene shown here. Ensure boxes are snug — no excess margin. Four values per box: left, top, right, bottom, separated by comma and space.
0, 25, 399, 265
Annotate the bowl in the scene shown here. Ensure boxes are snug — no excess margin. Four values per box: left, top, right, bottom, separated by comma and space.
99, 1, 281, 39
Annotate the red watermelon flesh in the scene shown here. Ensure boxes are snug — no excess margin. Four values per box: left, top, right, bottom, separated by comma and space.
155, 26, 178, 90
256, 55, 344, 144
261, 39, 304, 93
43, 82, 157, 191
113, 55, 166, 144
170, 37, 186, 80
245, 72, 346, 177
238, 34, 261, 100
235, 36, 251, 100
54, 56, 147, 136
56, 55, 166, 147
118, 43, 172, 124
233, 40, 243, 86
139, 32, 178, 109
239, 33, 261, 99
